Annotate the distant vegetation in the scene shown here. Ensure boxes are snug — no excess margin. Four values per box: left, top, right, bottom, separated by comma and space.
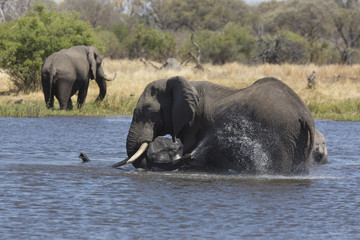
0, 1, 359, 121
0, 59, 359, 120
0, 5, 98, 92
0, 0, 360, 92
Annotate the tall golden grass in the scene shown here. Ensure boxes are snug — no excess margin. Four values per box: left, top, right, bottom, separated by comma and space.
103, 59, 360, 101
1, 59, 359, 119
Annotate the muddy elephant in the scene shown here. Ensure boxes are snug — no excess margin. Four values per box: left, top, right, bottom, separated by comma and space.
312, 129, 328, 165
122, 76, 315, 175
41, 45, 115, 110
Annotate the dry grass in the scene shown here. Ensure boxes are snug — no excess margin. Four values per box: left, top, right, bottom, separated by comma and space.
102, 60, 360, 101
1, 59, 360, 119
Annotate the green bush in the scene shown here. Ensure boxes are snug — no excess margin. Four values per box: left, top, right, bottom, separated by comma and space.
95, 29, 123, 59
0, 5, 98, 92
254, 30, 309, 64
182, 23, 255, 64
125, 24, 176, 61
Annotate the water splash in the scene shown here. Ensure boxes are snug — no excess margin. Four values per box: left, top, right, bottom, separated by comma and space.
121, 170, 340, 182
216, 117, 271, 174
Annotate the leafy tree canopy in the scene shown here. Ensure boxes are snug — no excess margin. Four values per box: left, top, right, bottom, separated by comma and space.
0, 5, 99, 92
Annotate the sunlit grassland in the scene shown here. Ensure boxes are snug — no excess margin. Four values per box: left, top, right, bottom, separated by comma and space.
1, 59, 360, 120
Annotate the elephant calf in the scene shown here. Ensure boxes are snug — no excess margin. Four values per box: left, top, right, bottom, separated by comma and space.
312, 129, 328, 165
41, 45, 114, 110
113, 137, 188, 170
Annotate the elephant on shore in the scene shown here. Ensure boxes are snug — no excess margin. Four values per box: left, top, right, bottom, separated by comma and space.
312, 129, 328, 165
120, 76, 314, 175
41, 45, 115, 110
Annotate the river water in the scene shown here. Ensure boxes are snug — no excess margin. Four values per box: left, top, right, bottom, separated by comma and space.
0, 117, 359, 239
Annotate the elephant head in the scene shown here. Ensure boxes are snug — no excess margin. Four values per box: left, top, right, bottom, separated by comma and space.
126, 76, 199, 168
86, 46, 115, 101
312, 129, 328, 165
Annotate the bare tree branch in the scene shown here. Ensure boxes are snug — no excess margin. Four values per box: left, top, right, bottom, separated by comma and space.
0, 0, 31, 23
140, 57, 161, 69
187, 33, 203, 70
307, 70, 316, 89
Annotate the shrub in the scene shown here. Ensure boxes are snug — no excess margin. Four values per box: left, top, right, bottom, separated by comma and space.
254, 30, 309, 64
0, 5, 98, 92
181, 23, 255, 64
95, 29, 123, 59
125, 24, 176, 61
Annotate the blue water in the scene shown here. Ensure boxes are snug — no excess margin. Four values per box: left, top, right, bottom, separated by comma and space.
0, 117, 359, 239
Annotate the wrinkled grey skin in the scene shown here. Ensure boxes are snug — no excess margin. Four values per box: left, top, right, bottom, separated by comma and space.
112, 136, 187, 170
145, 137, 186, 170
144, 130, 327, 170
312, 129, 328, 165
126, 76, 315, 175
41, 45, 112, 110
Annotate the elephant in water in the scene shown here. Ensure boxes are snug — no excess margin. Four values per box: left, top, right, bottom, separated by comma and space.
115, 131, 327, 171
41, 45, 115, 110
113, 137, 187, 170
312, 129, 328, 165
118, 76, 314, 175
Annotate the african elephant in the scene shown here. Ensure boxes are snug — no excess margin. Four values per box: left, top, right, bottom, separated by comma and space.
312, 129, 328, 165
118, 129, 326, 170
41, 45, 115, 110
123, 76, 315, 175
113, 137, 187, 170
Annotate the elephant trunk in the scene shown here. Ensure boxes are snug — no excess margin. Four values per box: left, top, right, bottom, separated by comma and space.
104, 72, 116, 81
126, 121, 156, 168
95, 68, 115, 102
98, 66, 116, 81
95, 78, 107, 102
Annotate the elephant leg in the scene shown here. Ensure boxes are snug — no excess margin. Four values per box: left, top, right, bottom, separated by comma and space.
67, 98, 73, 110
57, 96, 70, 110
48, 93, 55, 109
43, 84, 55, 109
45, 92, 55, 109
56, 82, 73, 110
77, 84, 89, 109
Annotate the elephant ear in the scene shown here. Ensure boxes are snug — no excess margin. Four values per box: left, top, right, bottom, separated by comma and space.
87, 47, 99, 80
168, 76, 199, 138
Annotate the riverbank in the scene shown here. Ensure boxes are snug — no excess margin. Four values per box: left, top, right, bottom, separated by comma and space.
1, 59, 359, 120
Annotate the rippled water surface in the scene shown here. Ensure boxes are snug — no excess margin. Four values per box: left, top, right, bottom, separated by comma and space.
0, 117, 359, 239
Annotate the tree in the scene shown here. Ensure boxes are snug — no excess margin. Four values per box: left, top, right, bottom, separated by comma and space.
182, 23, 255, 64
0, 5, 98, 92
125, 24, 176, 61
329, 1, 360, 63
254, 31, 308, 64
95, 29, 123, 58
133, 0, 249, 32
0, 0, 31, 23
261, 0, 331, 41
60, 0, 120, 28
254, 0, 360, 64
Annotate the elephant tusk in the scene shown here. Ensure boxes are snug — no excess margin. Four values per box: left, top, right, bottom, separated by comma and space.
127, 142, 149, 164
105, 73, 116, 81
